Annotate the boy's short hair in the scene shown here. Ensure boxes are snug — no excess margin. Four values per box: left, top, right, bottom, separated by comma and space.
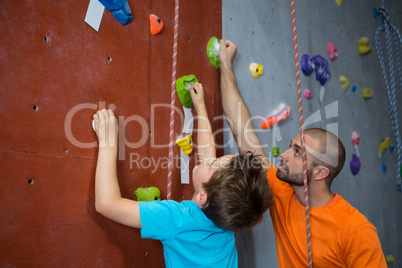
202, 152, 274, 232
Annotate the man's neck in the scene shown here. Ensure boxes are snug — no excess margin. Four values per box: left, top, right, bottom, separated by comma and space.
293, 184, 335, 207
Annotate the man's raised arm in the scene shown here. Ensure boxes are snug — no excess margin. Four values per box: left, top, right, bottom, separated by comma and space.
219, 39, 270, 167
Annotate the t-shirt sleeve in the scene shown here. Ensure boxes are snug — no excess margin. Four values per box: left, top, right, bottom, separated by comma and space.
343, 223, 387, 268
139, 200, 178, 241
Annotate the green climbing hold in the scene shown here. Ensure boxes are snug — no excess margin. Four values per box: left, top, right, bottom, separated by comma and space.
272, 147, 280, 157
176, 74, 198, 108
207, 36, 220, 69
135, 186, 161, 202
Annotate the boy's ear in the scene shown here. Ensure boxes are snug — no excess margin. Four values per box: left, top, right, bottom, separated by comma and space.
196, 192, 208, 207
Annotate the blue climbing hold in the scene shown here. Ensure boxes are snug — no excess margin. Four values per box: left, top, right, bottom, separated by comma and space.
301, 55, 315, 76
352, 85, 357, 92
382, 163, 387, 173
373, 8, 379, 19
389, 145, 394, 153
312, 55, 331, 86
98, 0, 132, 25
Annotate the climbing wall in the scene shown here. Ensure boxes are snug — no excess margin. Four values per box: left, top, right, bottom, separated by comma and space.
222, 0, 402, 267
0, 0, 222, 266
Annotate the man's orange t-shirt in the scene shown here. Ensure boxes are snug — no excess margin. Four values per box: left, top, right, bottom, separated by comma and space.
267, 164, 386, 267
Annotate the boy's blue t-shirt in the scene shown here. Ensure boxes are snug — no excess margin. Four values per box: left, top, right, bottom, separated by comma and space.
139, 200, 238, 268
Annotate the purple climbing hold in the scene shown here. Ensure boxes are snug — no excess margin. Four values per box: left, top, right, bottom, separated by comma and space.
301, 54, 315, 76
350, 154, 361, 176
312, 55, 331, 86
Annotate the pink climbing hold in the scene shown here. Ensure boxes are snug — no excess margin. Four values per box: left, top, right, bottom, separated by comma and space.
327, 42, 338, 61
352, 131, 360, 145
303, 89, 313, 100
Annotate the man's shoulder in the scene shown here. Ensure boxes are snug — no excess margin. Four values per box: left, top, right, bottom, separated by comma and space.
328, 194, 372, 234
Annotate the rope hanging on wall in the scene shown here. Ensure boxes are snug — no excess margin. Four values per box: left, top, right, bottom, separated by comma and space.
290, 0, 313, 266
167, 0, 180, 200
374, 0, 402, 192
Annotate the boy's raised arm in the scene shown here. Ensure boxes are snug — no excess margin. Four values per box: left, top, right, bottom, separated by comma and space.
93, 109, 141, 229
219, 39, 270, 167
189, 83, 216, 162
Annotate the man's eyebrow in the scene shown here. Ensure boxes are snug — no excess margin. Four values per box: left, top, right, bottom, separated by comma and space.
293, 143, 302, 150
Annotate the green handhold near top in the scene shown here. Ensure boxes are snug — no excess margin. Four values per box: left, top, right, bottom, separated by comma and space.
135, 186, 161, 202
176, 74, 198, 108
272, 147, 280, 157
207, 36, 220, 69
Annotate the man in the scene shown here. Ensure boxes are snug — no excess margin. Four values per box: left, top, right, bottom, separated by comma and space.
219, 39, 386, 267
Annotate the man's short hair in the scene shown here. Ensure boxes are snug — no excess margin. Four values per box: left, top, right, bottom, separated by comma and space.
305, 128, 346, 187
202, 152, 274, 232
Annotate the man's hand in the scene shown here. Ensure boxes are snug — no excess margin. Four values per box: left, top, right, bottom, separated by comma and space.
219, 39, 237, 70
189, 83, 206, 113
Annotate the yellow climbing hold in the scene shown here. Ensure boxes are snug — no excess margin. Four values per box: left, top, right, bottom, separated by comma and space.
249, 63, 263, 78
362, 87, 374, 99
386, 254, 395, 264
175, 134, 193, 155
358, 37, 372, 54
336, 0, 343, 7
380, 137, 392, 154
340, 75, 349, 91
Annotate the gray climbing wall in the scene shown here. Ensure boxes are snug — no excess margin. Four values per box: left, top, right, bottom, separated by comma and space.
222, 0, 402, 267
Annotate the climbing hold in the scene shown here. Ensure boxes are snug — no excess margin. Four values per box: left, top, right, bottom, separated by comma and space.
249, 63, 263, 78
352, 131, 360, 157
362, 87, 374, 99
135, 187, 161, 201
272, 147, 280, 157
386, 254, 395, 264
358, 37, 372, 54
382, 163, 387, 173
176, 74, 198, 108
207, 36, 221, 69
98, 0, 132, 25
390, 145, 395, 153
336, 0, 343, 7
380, 137, 392, 154
340, 75, 350, 91
303, 89, 313, 100
301, 54, 315, 76
352, 131, 360, 146
352, 85, 357, 92
149, 14, 163, 35
175, 134, 193, 155
312, 55, 331, 86
350, 154, 361, 176
327, 42, 338, 61
261, 104, 291, 129
373, 8, 379, 19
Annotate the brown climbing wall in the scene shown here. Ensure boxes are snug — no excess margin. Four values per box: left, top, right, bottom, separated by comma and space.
0, 0, 222, 266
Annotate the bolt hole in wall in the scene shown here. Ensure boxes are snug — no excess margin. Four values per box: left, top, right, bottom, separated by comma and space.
33, 105, 38, 111
28, 179, 34, 185
107, 57, 112, 62
143, 251, 147, 256
43, 36, 48, 42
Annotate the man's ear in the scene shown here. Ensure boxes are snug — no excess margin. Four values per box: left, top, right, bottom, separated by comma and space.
196, 192, 208, 207
314, 166, 330, 181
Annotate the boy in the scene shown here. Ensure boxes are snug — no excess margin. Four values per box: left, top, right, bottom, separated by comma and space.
93, 83, 273, 267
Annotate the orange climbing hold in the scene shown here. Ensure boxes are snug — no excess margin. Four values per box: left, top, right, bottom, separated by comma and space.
149, 14, 163, 35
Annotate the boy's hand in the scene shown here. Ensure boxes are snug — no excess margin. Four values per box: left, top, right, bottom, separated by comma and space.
219, 39, 237, 70
189, 83, 206, 113
93, 109, 118, 148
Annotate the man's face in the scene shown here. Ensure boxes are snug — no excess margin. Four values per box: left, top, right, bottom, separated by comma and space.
276, 135, 314, 186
